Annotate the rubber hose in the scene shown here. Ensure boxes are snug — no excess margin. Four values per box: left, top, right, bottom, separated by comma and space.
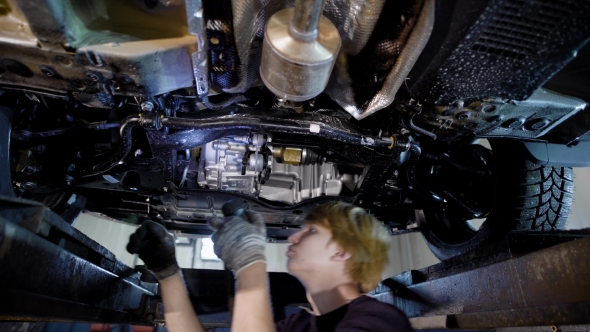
74, 116, 141, 178
409, 117, 437, 140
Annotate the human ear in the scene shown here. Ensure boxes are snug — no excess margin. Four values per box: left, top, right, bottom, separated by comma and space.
332, 250, 352, 261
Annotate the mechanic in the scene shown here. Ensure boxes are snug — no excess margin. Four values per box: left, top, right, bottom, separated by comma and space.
127, 202, 413, 331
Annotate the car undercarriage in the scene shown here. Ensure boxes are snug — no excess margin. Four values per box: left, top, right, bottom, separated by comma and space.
1, 0, 590, 259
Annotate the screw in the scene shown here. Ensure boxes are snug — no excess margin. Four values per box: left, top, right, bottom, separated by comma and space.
39, 65, 60, 78
393, 170, 399, 178
147, 314, 154, 321
163, 187, 168, 192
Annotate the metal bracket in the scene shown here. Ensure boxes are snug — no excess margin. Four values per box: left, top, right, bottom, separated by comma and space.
522, 140, 590, 167
186, 0, 209, 96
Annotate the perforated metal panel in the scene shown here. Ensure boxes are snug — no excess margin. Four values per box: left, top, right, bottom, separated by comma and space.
471, 0, 575, 60
410, 0, 590, 105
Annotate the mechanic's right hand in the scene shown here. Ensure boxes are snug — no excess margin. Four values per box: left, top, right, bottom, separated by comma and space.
126, 220, 180, 280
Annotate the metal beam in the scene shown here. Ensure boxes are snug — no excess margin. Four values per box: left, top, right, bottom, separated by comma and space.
372, 231, 590, 329
0, 217, 156, 324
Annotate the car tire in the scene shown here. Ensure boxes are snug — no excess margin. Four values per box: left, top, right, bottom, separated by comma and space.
417, 139, 574, 261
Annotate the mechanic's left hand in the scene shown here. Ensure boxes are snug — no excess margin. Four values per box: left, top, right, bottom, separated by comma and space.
208, 211, 267, 276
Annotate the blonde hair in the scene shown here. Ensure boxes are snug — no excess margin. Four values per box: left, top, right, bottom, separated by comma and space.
305, 202, 391, 292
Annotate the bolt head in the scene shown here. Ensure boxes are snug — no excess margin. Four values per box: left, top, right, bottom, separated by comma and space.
86, 73, 98, 81
456, 111, 470, 120
141, 101, 155, 112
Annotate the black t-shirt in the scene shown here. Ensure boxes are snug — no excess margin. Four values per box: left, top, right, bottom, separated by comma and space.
276, 295, 414, 332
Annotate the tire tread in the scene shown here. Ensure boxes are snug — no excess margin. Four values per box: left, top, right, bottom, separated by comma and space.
515, 165, 573, 231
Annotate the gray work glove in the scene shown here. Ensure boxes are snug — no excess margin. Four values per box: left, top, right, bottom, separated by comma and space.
208, 211, 267, 276
126, 220, 180, 280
